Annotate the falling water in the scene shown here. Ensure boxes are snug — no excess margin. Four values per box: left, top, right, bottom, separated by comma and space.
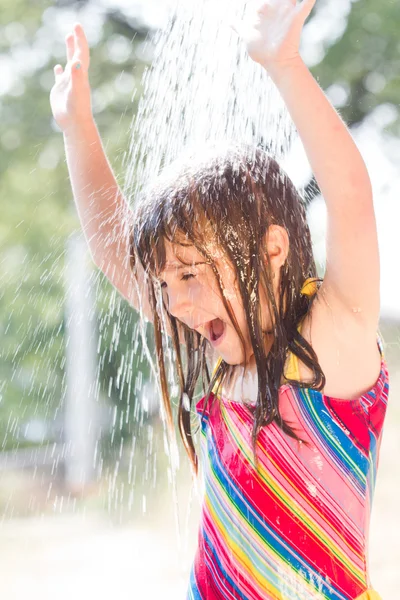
118, 0, 298, 560
124, 0, 295, 197
123, 0, 297, 421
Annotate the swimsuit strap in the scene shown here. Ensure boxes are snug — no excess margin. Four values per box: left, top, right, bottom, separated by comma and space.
284, 289, 385, 386
354, 591, 382, 600
283, 346, 301, 382
300, 277, 319, 297
211, 357, 223, 394
284, 277, 320, 383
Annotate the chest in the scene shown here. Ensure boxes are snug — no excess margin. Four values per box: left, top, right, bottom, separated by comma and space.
197, 388, 374, 530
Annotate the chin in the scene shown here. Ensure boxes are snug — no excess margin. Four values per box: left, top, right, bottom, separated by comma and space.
221, 357, 241, 366
218, 347, 246, 366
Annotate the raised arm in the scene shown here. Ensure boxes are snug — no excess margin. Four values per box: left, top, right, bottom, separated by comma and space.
50, 24, 152, 321
267, 32, 379, 328
235, 0, 380, 329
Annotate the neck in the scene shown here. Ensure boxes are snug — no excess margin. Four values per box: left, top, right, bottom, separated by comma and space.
220, 334, 276, 403
221, 363, 259, 404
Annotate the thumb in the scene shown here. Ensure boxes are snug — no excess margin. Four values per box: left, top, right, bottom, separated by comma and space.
53, 64, 64, 82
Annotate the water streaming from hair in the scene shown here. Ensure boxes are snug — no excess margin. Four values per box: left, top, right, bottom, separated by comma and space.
120, 0, 314, 554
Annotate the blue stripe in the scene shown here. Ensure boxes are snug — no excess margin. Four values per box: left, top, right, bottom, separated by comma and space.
301, 388, 369, 491
203, 528, 249, 599
203, 426, 346, 600
186, 565, 202, 600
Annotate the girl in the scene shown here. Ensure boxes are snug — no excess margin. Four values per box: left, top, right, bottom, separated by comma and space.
50, 1, 389, 598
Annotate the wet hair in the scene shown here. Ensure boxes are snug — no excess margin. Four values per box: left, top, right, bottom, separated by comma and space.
130, 143, 325, 474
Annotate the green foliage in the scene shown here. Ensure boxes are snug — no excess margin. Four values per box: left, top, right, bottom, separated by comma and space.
0, 0, 150, 452
312, 0, 400, 133
1, 0, 400, 457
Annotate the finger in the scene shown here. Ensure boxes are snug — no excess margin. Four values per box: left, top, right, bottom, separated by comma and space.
53, 64, 64, 82
73, 22, 90, 66
65, 33, 75, 62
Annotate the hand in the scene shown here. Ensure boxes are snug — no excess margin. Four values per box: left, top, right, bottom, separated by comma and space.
50, 23, 93, 133
232, 0, 316, 73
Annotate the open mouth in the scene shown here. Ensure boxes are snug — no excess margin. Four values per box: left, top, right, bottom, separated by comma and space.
208, 318, 225, 345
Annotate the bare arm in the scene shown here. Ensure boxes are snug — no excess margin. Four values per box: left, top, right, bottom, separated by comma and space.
63, 118, 151, 319
233, 0, 381, 397
50, 23, 152, 320
269, 57, 379, 327
269, 56, 381, 396
236, 0, 379, 329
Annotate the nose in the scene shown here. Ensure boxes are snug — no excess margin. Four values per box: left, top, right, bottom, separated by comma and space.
165, 287, 192, 321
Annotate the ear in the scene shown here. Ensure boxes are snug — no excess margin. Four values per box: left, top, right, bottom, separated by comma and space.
264, 225, 289, 272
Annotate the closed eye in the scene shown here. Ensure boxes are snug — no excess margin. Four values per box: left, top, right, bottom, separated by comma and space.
159, 273, 195, 288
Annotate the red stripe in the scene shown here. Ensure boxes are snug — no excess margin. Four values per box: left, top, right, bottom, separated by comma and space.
207, 399, 365, 596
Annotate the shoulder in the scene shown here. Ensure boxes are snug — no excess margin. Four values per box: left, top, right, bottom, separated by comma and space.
299, 283, 382, 399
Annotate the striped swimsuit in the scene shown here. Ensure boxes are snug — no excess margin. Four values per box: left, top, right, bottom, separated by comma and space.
188, 338, 389, 600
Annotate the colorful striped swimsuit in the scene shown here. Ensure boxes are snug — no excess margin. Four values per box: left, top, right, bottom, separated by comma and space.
188, 338, 389, 600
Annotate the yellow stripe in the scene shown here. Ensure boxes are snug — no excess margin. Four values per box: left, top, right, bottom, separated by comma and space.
211, 324, 365, 580
205, 494, 321, 600
204, 496, 276, 597
219, 400, 365, 584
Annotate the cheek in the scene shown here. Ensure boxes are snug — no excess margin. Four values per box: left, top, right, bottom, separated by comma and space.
224, 300, 252, 346
202, 265, 246, 325
200, 273, 225, 307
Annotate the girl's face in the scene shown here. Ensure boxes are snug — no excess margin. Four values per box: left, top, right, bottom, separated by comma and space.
158, 239, 279, 366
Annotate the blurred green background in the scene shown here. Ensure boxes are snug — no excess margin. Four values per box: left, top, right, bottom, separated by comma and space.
1, 0, 399, 598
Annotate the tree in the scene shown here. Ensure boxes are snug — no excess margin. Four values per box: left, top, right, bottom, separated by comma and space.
1, 0, 399, 455
0, 0, 151, 452
312, 0, 400, 134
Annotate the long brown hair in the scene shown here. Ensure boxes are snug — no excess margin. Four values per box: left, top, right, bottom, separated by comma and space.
130, 143, 325, 474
